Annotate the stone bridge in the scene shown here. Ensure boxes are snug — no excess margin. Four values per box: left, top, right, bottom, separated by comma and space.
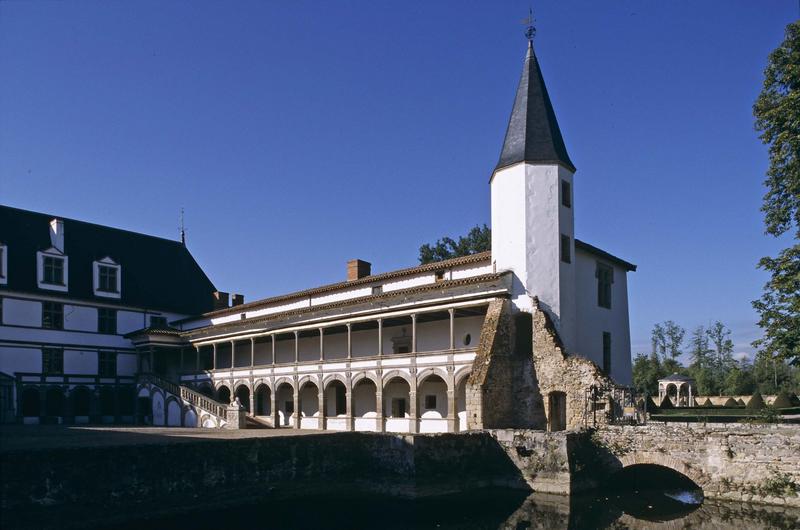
588, 424, 800, 507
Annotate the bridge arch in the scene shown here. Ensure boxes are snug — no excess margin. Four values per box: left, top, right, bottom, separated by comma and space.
617, 453, 708, 491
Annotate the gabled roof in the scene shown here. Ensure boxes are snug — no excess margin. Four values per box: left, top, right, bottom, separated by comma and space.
575, 239, 637, 272
495, 42, 575, 173
0, 205, 217, 315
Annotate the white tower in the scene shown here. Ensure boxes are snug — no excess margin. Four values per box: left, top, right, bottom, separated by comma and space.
490, 40, 577, 352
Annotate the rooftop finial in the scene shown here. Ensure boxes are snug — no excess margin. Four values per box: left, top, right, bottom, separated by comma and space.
179, 207, 186, 245
523, 7, 536, 43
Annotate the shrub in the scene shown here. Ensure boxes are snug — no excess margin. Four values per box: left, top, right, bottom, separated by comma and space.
772, 391, 793, 409
722, 397, 739, 408
659, 395, 674, 409
746, 392, 766, 410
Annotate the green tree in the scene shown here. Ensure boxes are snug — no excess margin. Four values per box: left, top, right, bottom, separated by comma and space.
632, 352, 663, 395
651, 321, 685, 361
721, 359, 755, 396
707, 321, 735, 395
418, 224, 491, 264
688, 326, 715, 395
752, 20, 800, 365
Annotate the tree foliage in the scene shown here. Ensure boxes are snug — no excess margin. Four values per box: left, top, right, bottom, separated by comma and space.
418, 224, 491, 264
752, 20, 800, 365
651, 321, 685, 360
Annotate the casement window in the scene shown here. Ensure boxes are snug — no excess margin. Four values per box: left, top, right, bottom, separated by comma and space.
150, 315, 168, 328
98, 308, 117, 334
424, 395, 437, 410
42, 301, 64, 330
42, 347, 64, 375
560, 234, 571, 264
602, 332, 612, 375
98, 351, 117, 377
596, 263, 613, 309
93, 259, 121, 298
0, 244, 7, 285
561, 180, 572, 208
43, 256, 65, 285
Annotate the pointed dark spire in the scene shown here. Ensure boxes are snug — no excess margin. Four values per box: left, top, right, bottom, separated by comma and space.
495, 41, 575, 173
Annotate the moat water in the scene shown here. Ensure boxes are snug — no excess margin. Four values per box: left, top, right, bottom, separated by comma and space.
73, 488, 799, 530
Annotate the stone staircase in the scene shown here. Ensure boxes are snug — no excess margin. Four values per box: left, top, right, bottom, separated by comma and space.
138, 373, 231, 428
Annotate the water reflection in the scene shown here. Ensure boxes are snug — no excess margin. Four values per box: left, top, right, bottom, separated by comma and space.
36, 488, 800, 530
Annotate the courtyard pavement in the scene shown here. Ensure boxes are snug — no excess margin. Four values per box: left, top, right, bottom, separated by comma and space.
0, 424, 331, 453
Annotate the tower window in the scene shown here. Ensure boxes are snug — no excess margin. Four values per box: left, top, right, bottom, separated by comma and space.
561, 180, 571, 208
99, 351, 117, 377
560, 235, 571, 264
596, 263, 613, 309
602, 332, 612, 375
42, 302, 64, 330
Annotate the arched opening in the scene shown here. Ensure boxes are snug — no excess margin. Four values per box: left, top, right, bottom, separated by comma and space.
455, 376, 468, 431
72, 386, 92, 419
678, 385, 690, 407
666, 384, 678, 403
217, 385, 231, 405
21, 387, 40, 418
417, 374, 448, 433
324, 379, 347, 430
299, 380, 320, 429
353, 378, 378, 432
234, 385, 250, 412
383, 376, 410, 433
254, 384, 271, 416
605, 464, 703, 521
117, 386, 135, 417
136, 397, 151, 424
44, 387, 65, 422
275, 382, 294, 427
548, 391, 567, 432
99, 386, 116, 418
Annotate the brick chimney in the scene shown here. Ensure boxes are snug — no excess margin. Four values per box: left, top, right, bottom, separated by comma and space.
213, 291, 229, 310
231, 293, 245, 306
347, 259, 371, 281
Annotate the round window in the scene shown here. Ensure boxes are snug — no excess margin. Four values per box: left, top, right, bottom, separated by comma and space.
463, 333, 472, 346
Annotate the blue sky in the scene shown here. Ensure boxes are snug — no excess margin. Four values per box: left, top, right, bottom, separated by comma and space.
1, 1, 797, 360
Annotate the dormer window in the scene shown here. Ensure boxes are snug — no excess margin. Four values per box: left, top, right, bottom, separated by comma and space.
44, 256, 64, 285
93, 258, 121, 299
0, 243, 7, 285
37, 249, 68, 292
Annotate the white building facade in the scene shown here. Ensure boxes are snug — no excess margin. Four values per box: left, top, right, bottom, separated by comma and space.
1, 39, 635, 431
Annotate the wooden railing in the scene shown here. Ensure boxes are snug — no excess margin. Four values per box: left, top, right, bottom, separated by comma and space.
138, 373, 228, 420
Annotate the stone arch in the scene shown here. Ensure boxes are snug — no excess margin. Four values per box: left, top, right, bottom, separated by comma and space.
199, 413, 217, 428
298, 375, 319, 390
252, 378, 271, 393
253, 382, 271, 416
216, 384, 232, 404
151, 389, 165, 426
184, 408, 198, 427
233, 379, 250, 393
71, 385, 93, 417
165, 396, 182, 426
454, 366, 472, 388
417, 367, 452, 389
323, 373, 349, 390
618, 454, 708, 491
137, 385, 150, 398
351, 371, 380, 388
273, 377, 295, 391
382, 370, 413, 388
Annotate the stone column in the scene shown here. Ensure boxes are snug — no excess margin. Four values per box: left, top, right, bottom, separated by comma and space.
411, 314, 417, 353
449, 308, 455, 350
250, 338, 255, 368
230, 340, 237, 369
409, 390, 418, 434
345, 385, 353, 431
346, 324, 352, 359
271, 335, 276, 365
376, 389, 384, 433
447, 389, 456, 432
318, 381, 326, 430
377, 319, 383, 357
294, 331, 299, 364
212, 343, 217, 371
249, 382, 255, 417
195, 348, 200, 372
271, 386, 280, 427
293, 386, 300, 429
319, 328, 324, 362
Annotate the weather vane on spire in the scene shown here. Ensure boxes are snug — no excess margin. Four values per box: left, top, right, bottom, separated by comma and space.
522, 7, 536, 43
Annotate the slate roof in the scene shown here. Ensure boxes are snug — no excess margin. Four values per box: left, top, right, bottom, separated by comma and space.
495, 41, 575, 173
0, 205, 217, 315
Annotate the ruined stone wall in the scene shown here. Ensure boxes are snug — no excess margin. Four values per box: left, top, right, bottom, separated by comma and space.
530, 297, 617, 431
593, 424, 800, 507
